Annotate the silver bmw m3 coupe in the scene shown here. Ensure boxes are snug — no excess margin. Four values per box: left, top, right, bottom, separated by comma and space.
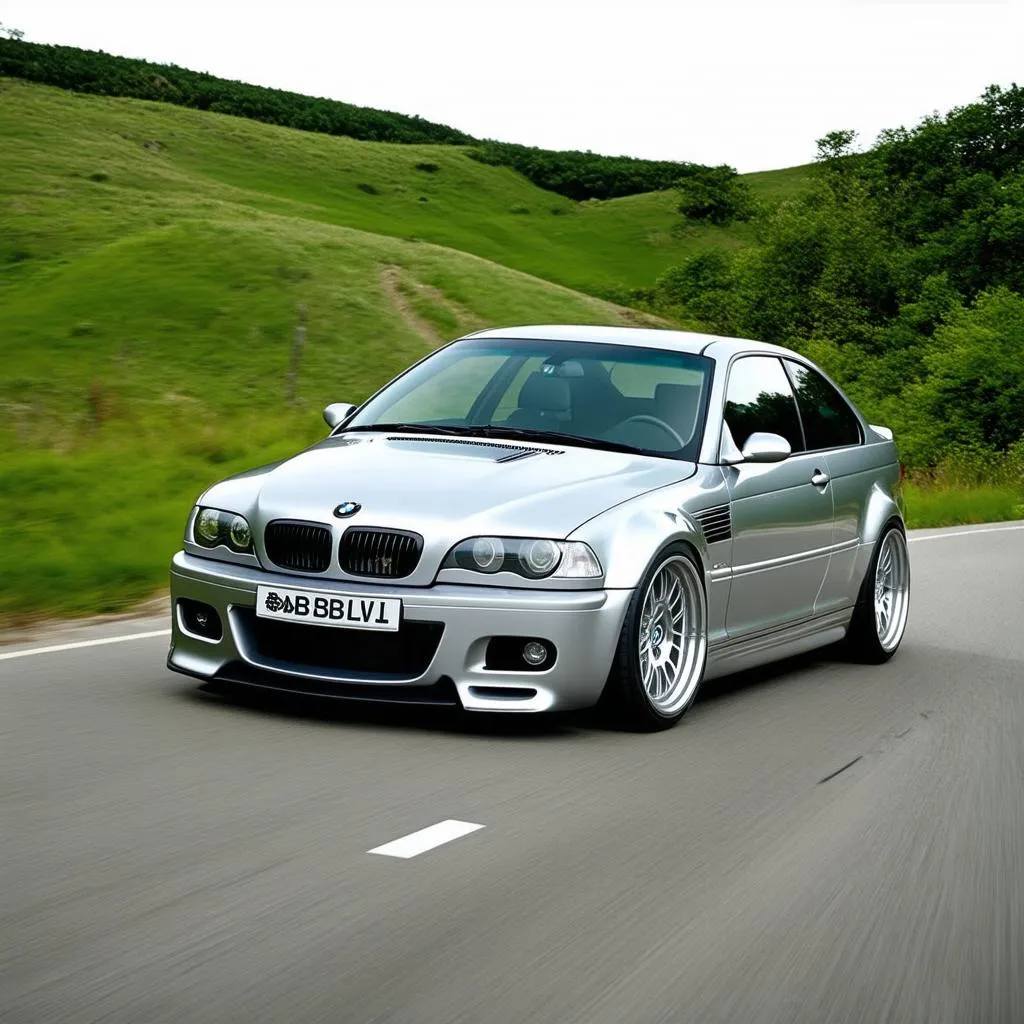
167, 325, 910, 730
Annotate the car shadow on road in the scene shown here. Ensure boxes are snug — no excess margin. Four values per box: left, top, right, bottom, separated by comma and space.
173, 646, 843, 739
181, 680, 589, 740
694, 648, 839, 707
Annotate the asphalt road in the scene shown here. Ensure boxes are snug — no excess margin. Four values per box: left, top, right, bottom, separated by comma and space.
2, 524, 1023, 1024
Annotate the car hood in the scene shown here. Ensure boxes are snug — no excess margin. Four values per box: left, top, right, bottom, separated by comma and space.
204, 433, 695, 541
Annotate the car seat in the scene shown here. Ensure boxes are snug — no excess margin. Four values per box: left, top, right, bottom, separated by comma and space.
654, 382, 702, 443
504, 372, 572, 430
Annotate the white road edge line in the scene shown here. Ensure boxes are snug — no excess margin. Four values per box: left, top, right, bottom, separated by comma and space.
0, 629, 171, 662
369, 819, 485, 859
909, 524, 1024, 543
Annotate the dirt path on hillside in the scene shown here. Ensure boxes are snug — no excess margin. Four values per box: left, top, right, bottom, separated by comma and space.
379, 265, 486, 346
378, 266, 447, 347
380, 263, 664, 345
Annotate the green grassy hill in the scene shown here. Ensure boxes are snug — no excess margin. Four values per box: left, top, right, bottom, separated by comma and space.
0, 81, 808, 298
0, 79, 808, 617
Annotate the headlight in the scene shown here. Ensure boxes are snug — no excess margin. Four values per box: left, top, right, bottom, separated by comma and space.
229, 515, 252, 550
442, 537, 602, 580
470, 536, 504, 571
195, 508, 221, 545
191, 507, 254, 554
522, 539, 560, 576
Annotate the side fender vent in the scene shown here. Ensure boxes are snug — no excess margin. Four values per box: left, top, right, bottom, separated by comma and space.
694, 504, 732, 543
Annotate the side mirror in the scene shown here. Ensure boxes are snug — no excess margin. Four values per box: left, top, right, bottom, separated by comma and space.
323, 402, 356, 430
739, 431, 791, 463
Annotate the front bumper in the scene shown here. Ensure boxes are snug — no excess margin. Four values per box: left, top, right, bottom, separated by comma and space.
168, 551, 632, 712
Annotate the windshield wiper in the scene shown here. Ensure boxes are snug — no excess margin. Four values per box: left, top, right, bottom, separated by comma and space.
342, 423, 466, 436
460, 425, 641, 455
344, 422, 646, 456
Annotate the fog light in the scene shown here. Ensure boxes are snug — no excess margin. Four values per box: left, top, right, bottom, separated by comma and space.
485, 637, 557, 671
522, 641, 548, 667
179, 599, 222, 641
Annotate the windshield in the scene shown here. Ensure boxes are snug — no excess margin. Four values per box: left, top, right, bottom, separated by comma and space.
344, 337, 714, 460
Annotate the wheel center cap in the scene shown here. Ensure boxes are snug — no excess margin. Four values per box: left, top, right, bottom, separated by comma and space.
651, 625, 664, 646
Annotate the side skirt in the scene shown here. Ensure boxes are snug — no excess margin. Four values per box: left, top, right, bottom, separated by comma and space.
703, 608, 852, 682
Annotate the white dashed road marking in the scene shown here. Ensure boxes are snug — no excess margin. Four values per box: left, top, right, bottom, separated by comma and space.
0, 629, 171, 662
369, 820, 485, 859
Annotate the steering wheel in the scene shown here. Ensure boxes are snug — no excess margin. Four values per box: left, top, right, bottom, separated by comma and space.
615, 415, 687, 449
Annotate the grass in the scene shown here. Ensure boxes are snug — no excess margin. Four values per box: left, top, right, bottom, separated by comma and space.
2, 77, 1011, 619
741, 164, 816, 203
0, 80, 810, 300
904, 485, 1024, 529
902, 447, 1024, 528
1, 80, 683, 617
0, 418, 313, 617
0, 212, 658, 617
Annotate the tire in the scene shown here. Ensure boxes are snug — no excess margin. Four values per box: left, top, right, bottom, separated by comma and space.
844, 522, 911, 664
601, 544, 708, 731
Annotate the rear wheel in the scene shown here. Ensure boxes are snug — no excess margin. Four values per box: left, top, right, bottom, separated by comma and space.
602, 545, 708, 731
845, 523, 910, 663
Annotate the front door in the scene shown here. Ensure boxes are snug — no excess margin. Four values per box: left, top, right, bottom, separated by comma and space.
721, 356, 835, 637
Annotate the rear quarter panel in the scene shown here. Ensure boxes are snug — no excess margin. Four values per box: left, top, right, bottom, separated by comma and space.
816, 435, 903, 613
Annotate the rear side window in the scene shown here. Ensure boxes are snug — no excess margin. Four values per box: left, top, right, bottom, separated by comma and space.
724, 356, 804, 452
784, 360, 862, 450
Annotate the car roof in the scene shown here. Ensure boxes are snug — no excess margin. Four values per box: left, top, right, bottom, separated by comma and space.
460, 324, 792, 361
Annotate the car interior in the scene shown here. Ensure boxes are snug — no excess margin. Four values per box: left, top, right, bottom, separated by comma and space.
497, 359, 704, 452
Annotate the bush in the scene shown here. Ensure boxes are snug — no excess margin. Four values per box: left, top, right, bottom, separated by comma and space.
0, 39, 735, 204
908, 288, 1024, 457
468, 140, 731, 201
654, 250, 745, 333
676, 168, 754, 225
657, 250, 733, 305
0, 38, 474, 145
656, 84, 1024, 473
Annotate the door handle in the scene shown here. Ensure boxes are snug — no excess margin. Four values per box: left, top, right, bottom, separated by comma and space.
811, 469, 830, 488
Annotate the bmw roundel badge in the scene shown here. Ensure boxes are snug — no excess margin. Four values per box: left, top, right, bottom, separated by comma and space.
333, 501, 361, 518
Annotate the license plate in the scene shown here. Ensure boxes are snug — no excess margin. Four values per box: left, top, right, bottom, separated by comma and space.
256, 585, 401, 632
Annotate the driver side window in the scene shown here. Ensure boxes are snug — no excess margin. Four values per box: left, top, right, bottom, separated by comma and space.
724, 356, 804, 453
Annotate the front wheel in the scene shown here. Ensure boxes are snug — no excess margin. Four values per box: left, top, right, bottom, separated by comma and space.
602, 545, 708, 731
845, 523, 911, 663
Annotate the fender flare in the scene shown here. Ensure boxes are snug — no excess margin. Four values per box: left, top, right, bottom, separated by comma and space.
571, 505, 711, 591
852, 483, 906, 587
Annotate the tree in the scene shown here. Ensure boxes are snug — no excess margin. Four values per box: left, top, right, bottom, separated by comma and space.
0, 23, 25, 40
910, 288, 1024, 456
815, 129, 857, 164
676, 166, 754, 225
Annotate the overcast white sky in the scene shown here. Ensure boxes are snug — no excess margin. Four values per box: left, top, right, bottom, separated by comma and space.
3, 0, 1022, 171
